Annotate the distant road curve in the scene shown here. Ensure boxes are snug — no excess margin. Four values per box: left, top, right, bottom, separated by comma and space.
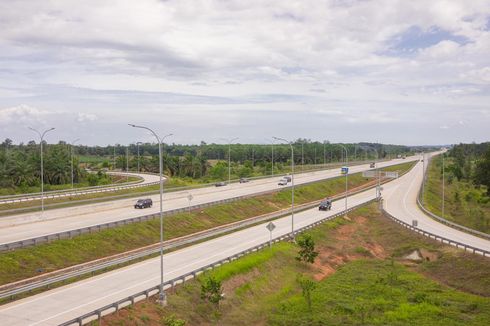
0, 172, 162, 205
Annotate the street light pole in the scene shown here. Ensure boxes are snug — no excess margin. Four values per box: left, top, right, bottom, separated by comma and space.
126, 147, 129, 181
273, 137, 295, 241
362, 146, 380, 199
338, 144, 348, 216
70, 138, 80, 189
265, 138, 275, 176
323, 141, 327, 167
137, 142, 142, 172
442, 152, 445, 218
220, 137, 238, 184
129, 124, 172, 306
29, 127, 55, 213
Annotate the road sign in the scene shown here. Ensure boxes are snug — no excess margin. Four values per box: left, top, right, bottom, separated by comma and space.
266, 222, 276, 232
362, 170, 377, 178
266, 222, 276, 249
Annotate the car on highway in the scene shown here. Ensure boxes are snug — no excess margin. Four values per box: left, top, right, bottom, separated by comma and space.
341, 166, 349, 174
283, 175, 292, 182
319, 199, 332, 211
239, 178, 249, 183
370, 162, 375, 168
278, 179, 288, 186
215, 181, 227, 187
134, 198, 152, 209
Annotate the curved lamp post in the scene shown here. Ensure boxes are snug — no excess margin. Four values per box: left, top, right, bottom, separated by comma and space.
220, 137, 238, 184
28, 127, 55, 213
70, 138, 80, 189
273, 136, 296, 241
129, 124, 172, 305
338, 144, 348, 217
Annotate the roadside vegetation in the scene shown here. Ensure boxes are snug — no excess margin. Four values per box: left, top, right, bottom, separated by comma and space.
423, 143, 490, 233
0, 162, 414, 286
100, 203, 490, 326
0, 138, 418, 196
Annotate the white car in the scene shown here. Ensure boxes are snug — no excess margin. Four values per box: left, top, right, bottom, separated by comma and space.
278, 179, 288, 186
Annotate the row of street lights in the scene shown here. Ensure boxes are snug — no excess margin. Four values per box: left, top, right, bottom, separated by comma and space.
27, 125, 378, 305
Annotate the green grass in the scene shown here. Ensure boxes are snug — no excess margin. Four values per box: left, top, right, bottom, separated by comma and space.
0, 163, 415, 286
423, 155, 490, 233
101, 203, 490, 326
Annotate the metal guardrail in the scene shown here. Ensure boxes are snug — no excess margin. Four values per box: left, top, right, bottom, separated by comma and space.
58, 199, 377, 326
417, 156, 490, 240
0, 180, 383, 299
381, 205, 489, 257
0, 177, 156, 205
0, 159, 385, 211
0, 168, 382, 252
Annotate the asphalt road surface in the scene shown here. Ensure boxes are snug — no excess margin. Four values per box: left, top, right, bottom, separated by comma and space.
0, 157, 417, 246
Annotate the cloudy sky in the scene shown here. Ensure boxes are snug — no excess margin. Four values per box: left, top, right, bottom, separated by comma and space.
0, 0, 489, 146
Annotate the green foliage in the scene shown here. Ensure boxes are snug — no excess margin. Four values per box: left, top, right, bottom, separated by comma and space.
474, 147, 490, 195
297, 275, 317, 310
162, 314, 186, 326
200, 276, 223, 307
296, 233, 318, 264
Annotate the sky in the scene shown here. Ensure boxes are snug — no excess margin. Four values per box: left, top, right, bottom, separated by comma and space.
0, 0, 489, 146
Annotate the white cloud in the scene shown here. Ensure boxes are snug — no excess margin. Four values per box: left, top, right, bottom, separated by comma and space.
76, 112, 98, 122
0, 1, 488, 145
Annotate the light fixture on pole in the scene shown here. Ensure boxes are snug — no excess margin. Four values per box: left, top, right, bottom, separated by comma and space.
70, 138, 80, 189
364, 146, 380, 199
338, 144, 348, 216
220, 137, 238, 184
273, 136, 296, 241
129, 123, 172, 306
136, 142, 142, 172
28, 127, 55, 213
265, 138, 275, 176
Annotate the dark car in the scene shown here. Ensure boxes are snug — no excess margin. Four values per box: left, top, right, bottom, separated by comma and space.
319, 200, 332, 211
239, 178, 249, 183
370, 162, 375, 168
283, 175, 292, 182
215, 181, 227, 187
134, 198, 152, 209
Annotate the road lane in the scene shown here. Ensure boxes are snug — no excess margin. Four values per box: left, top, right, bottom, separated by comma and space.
0, 157, 417, 246
0, 172, 378, 325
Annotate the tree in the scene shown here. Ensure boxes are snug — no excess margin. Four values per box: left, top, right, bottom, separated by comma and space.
474, 147, 490, 195
296, 233, 318, 264
297, 275, 317, 310
200, 276, 223, 308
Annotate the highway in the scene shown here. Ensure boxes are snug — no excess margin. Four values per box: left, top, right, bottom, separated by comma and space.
1, 155, 488, 325
0, 167, 384, 325
0, 172, 161, 205
383, 154, 490, 252
0, 157, 417, 247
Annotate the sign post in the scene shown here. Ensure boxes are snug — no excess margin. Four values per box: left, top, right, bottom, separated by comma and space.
187, 193, 193, 214
266, 222, 276, 249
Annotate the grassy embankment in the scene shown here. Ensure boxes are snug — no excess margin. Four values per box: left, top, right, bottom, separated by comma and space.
0, 162, 414, 286
101, 202, 490, 326
424, 155, 490, 233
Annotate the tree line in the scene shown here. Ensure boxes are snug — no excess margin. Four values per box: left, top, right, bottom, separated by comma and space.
448, 142, 490, 194
0, 137, 420, 188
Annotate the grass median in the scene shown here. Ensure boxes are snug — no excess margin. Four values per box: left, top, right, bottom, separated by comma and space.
0, 162, 415, 286
102, 202, 490, 326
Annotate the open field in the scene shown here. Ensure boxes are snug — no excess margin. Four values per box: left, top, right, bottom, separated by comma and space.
100, 203, 490, 326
